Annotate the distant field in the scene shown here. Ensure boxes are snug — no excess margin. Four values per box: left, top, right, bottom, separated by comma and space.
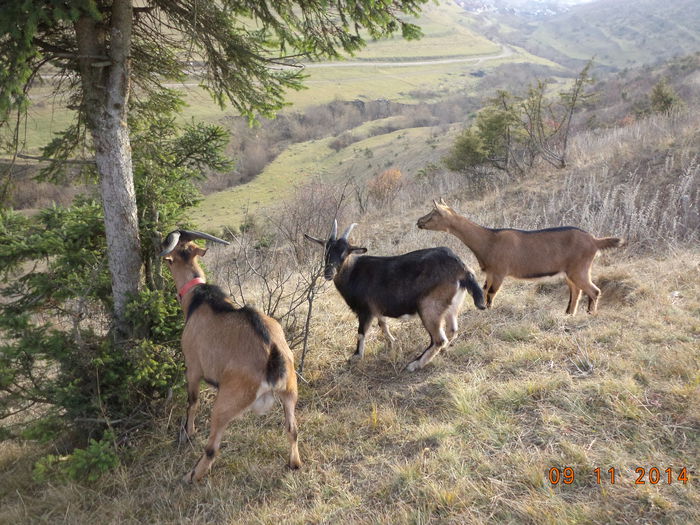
14, 88, 77, 154
179, 48, 553, 119
350, 2, 499, 59
194, 124, 452, 230
11, 63, 459, 153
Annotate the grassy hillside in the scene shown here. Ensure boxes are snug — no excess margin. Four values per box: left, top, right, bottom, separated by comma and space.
2, 102, 698, 523
195, 123, 450, 229
493, 0, 700, 69
2, 253, 698, 524
350, 1, 499, 59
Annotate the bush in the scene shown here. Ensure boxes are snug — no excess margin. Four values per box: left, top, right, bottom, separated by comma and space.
329, 132, 360, 152
33, 431, 120, 483
650, 79, 682, 114
367, 168, 404, 208
443, 129, 488, 172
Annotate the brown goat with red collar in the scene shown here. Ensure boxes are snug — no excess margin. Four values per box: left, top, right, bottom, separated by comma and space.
160, 230, 301, 482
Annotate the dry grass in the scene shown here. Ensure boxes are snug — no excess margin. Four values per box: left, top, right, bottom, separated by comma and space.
2, 71, 699, 525
1, 247, 697, 524
419, 108, 700, 256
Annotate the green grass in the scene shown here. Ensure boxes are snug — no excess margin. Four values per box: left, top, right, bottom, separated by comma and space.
195, 137, 337, 229
349, 2, 499, 59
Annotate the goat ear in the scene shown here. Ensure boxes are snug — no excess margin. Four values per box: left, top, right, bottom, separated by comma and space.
304, 233, 326, 246
349, 245, 367, 254
437, 199, 454, 212
194, 247, 207, 257
163, 255, 173, 264
437, 197, 452, 210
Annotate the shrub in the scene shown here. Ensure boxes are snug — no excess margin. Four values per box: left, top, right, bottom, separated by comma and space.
329, 132, 360, 152
443, 129, 488, 172
650, 79, 682, 114
0, 92, 228, 475
33, 431, 119, 483
367, 168, 404, 208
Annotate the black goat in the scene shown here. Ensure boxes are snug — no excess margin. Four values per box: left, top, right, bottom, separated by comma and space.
305, 221, 485, 371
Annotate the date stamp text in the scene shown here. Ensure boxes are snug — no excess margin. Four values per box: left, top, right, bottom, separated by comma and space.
547, 467, 689, 485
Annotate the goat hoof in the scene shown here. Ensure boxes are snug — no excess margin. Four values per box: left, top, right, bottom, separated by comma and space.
178, 427, 194, 445
405, 360, 420, 372
181, 470, 196, 484
348, 353, 363, 362
288, 460, 302, 470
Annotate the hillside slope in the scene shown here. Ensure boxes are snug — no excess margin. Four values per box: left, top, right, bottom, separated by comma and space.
2, 103, 698, 524
196, 123, 453, 229
481, 0, 700, 69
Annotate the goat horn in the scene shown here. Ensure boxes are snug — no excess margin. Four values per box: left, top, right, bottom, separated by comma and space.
433, 199, 440, 208
179, 229, 231, 246
159, 231, 182, 257
439, 197, 447, 206
341, 223, 357, 240
330, 219, 338, 241
159, 229, 230, 257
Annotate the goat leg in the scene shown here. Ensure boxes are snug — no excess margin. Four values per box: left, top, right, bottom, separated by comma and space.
350, 312, 374, 360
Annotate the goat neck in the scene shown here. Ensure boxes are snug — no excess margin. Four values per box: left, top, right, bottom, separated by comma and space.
169, 255, 206, 312
445, 212, 493, 260
332, 252, 359, 290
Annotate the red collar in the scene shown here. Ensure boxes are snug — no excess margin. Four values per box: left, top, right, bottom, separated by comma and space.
178, 277, 206, 301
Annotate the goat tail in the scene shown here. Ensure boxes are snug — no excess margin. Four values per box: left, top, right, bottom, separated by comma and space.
595, 237, 625, 250
265, 343, 287, 387
460, 272, 486, 310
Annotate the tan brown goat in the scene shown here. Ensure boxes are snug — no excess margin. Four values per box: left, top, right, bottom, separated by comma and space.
417, 200, 625, 314
160, 230, 301, 483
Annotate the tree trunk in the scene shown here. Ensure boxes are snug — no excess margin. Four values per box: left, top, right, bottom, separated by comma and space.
75, 0, 141, 339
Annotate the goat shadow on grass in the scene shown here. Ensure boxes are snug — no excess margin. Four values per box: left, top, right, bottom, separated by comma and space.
344, 342, 457, 395
596, 275, 645, 306
346, 341, 433, 381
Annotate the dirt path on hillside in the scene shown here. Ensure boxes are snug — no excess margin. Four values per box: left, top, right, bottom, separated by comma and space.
157, 44, 514, 88
303, 44, 514, 68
